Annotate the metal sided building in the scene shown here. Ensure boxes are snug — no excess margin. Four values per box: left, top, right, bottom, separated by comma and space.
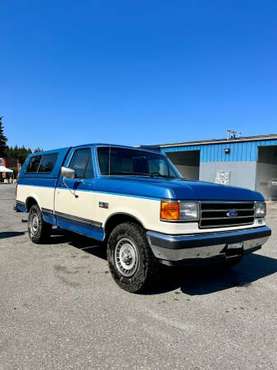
150, 134, 277, 200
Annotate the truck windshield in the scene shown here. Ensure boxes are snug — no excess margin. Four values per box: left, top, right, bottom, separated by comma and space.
97, 147, 181, 178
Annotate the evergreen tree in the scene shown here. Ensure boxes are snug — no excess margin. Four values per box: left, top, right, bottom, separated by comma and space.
0, 116, 8, 157
6, 145, 32, 164
0, 116, 33, 164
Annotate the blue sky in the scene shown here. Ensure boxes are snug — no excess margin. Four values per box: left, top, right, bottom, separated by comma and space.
1, 0, 277, 150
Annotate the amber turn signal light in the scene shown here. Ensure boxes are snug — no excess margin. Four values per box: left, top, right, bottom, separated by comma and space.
160, 201, 180, 221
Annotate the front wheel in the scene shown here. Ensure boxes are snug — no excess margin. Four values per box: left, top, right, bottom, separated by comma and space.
107, 222, 158, 293
28, 204, 52, 244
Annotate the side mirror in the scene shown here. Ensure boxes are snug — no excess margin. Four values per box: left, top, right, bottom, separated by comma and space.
61, 166, 75, 179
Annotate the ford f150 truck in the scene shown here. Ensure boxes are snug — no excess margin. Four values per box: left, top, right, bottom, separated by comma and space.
15, 144, 271, 292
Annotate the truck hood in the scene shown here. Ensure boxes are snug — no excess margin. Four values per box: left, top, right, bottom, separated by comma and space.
94, 176, 264, 201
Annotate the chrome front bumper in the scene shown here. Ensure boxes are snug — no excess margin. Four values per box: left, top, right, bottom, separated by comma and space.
147, 226, 271, 264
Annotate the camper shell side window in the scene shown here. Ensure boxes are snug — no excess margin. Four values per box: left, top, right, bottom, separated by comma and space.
25, 153, 58, 174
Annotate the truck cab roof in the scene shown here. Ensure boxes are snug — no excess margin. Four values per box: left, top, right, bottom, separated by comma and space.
33, 143, 160, 156
19, 144, 165, 180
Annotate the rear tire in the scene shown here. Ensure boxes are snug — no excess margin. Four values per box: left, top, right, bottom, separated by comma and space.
28, 204, 52, 244
107, 222, 158, 293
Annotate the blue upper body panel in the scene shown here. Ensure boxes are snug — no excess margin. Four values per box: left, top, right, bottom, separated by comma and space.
89, 176, 264, 201
18, 144, 264, 202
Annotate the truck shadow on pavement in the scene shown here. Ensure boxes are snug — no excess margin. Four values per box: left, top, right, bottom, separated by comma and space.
47, 231, 277, 296
49, 231, 107, 259
0, 231, 25, 239
151, 254, 277, 295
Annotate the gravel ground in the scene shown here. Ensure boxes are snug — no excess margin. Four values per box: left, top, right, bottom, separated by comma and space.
1, 184, 277, 369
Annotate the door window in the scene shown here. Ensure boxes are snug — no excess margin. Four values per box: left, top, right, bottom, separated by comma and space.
69, 148, 93, 179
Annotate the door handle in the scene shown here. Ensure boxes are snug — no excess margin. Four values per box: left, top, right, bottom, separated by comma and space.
73, 179, 83, 190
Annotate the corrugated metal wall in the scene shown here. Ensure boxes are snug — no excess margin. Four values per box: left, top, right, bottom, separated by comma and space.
160, 139, 277, 198
162, 139, 277, 162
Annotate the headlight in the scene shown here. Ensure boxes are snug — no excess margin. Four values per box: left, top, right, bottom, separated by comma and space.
255, 201, 266, 218
160, 200, 199, 222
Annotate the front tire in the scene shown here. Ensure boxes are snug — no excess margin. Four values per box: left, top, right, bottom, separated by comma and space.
107, 222, 157, 293
28, 204, 52, 244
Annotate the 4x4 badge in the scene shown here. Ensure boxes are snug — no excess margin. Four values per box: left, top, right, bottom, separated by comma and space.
99, 201, 109, 209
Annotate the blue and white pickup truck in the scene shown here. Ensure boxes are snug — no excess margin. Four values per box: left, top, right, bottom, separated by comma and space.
15, 144, 271, 292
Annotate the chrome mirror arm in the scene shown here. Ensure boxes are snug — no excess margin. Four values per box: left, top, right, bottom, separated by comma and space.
62, 177, 79, 199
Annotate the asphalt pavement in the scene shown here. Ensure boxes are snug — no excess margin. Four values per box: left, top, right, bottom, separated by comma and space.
1, 184, 277, 369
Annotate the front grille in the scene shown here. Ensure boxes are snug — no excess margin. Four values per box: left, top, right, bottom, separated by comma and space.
199, 202, 255, 229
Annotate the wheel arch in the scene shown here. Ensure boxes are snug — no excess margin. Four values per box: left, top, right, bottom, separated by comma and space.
104, 212, 145, 240
25, 196, 40, 212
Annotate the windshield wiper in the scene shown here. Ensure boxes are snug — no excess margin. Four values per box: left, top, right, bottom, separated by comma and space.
105, 171, 177, 179
149, 173, 177, 179
107, 172, 152, 177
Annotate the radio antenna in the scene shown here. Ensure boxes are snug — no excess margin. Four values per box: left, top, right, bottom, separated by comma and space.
227, 129, 241, 140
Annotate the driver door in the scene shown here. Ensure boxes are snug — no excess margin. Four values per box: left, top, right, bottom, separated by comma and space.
54, 147, 101, 238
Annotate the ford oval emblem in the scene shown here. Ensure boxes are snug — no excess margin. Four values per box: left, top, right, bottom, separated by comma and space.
226, 209, 238, 218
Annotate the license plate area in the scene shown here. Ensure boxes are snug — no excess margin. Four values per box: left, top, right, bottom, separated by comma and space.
227, 242, 244, 250
225, 242, 244, 256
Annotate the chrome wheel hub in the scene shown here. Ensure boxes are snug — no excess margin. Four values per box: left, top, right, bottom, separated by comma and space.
30, 214, 39, 236
115, 238, 139, 277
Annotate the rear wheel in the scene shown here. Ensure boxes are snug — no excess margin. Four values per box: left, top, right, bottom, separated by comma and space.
107, 222, 158, 293
28, 204, 52, 243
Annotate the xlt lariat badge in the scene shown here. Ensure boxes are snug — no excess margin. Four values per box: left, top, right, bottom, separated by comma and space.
99, 202, 109, 209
